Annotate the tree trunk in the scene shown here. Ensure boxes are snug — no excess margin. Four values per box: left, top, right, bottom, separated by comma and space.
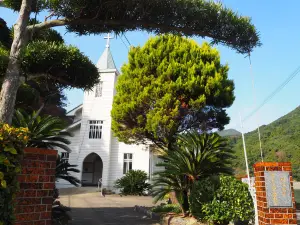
0, 0, 32, 124
182, 190, 189, 214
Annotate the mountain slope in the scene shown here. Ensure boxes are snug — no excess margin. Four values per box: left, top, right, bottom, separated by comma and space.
218, 129, 241, 137
231, 106, 300, 180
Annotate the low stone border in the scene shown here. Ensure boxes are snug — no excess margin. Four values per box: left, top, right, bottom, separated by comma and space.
134, 206, 208, 225
161, 215, 206, 225
134, 205, 161, 220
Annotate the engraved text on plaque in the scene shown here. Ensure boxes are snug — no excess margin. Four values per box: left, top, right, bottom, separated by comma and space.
264, 171, 292, 207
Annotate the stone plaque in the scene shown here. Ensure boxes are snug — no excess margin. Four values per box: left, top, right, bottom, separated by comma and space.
264, 171, 292, 207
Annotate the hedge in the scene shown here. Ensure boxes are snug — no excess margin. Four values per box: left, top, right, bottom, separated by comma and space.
0, 124, 29, 225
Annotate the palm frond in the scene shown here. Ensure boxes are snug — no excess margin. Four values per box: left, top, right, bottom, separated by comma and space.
47, 142, 72, 153
152, 130, 234, 203
13, 109, 73, 152
44, 136, 71, 145
56, 155, 81, 187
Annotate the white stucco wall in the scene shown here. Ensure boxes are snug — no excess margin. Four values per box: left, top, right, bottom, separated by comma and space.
56, 66, 158, 190
108, 137, 150, 190
77, 69, 117, 188
56, 127, 81, 189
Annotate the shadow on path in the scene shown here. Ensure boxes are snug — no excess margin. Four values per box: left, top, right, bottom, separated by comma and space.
58, 192, 160, 225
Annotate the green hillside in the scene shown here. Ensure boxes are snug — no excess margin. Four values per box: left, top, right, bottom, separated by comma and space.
230, 106, 300, 180
218, 129, 241, 137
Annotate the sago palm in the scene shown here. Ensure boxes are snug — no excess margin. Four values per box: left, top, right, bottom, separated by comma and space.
12, 109, 72, 152
152, 130, 234, 213
56, 155, 81, 187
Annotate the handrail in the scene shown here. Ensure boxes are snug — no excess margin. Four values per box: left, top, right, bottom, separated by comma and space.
98, 178, 103, 196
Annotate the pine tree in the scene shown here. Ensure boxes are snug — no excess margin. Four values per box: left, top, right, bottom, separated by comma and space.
112, 35, 235, 148
0, 0, 260, 124
0, 17, 98, 118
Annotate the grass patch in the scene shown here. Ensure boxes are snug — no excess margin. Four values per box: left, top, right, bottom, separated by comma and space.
151, 204, 182, 214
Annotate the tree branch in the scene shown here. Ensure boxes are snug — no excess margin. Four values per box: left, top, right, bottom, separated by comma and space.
45, 11, 55, 21
27, 73, 73, 87
27, 18, 69, 31
27, 73, 48, 80
25, 15, 249, 52
48, 75, 74, 86
27, 18, 216, 42
0, 0, 6, 7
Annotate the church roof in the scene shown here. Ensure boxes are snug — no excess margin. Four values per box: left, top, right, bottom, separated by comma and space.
66, 104, 83, 116
96, 45, 117, 70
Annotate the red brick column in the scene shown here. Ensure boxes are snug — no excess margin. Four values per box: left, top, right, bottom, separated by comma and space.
254, 162, 297, 225
15, 148, 57, 225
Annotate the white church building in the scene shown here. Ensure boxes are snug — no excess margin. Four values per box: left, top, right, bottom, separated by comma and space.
56, 36, 160, 190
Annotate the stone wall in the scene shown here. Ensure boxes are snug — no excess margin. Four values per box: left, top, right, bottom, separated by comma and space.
15, 148, 57, 225
292, 182, 300, 190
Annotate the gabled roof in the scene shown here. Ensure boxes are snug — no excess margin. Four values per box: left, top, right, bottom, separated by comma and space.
66, 104, 83, 116
63, 119, 81, 131
96, 46, 117, 70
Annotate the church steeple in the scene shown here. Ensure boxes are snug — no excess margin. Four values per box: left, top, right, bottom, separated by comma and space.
96, 33, 117, 70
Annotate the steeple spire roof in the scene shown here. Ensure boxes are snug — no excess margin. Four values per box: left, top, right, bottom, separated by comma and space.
96, 33, 117, 70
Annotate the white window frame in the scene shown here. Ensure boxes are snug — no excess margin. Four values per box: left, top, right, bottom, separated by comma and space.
89, 120, 103, 139
61, 152, 69, 163
123, 153, 133, 174
95, 81, 103, 97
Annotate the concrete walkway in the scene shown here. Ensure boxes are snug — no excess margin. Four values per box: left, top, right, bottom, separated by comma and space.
59, 192, 160, 225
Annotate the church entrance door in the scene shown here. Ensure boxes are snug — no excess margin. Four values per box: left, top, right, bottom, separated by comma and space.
82, 153, 103, 186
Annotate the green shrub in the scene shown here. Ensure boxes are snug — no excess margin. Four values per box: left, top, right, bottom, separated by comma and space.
189, 176, 220, 220
114, 170, 151, 195
152, 131, 234, 215
151, 204, 182, 214
201, 176, 254, 225
0, 124, 29, 225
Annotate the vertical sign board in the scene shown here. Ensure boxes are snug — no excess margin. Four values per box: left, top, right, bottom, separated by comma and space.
264, 171, 293, 207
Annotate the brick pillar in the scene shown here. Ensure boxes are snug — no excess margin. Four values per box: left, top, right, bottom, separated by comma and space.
254, 162, 297, 225
15, 148, 57, 225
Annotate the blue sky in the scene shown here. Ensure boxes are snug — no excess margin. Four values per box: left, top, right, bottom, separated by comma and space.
1, 0, 300, 133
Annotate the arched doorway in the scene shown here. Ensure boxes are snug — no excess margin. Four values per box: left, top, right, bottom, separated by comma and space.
82, 153, 103, 186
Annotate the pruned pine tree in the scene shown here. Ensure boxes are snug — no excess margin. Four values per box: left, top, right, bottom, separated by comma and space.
0, 17, 98, 119
0, 0, 260, 124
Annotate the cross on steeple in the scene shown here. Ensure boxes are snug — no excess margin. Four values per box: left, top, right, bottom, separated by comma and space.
104, 33, 114, 48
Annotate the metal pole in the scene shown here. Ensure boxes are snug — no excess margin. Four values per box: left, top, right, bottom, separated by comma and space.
239, 112, 258, 225
257, 126, 264, 162
248, 55, 264, 162
239, 112, 251, 187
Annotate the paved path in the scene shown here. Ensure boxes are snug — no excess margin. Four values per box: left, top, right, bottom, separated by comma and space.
59, 192, 160, 225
